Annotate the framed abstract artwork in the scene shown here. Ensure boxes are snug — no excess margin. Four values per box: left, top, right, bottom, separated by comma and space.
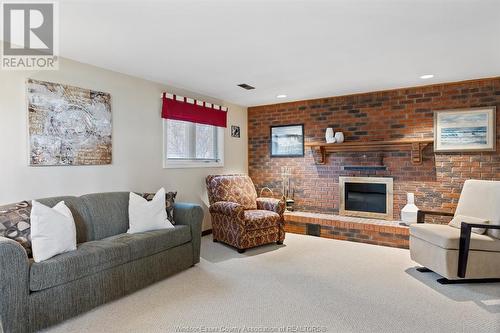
270, 124, 304, 157
434, 107, 496, 152
27, 79, 112, 166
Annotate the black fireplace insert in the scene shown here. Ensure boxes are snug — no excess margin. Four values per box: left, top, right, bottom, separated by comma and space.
344, 182, 387, 214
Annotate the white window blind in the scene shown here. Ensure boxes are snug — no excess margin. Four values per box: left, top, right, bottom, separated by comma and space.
163, 119, 224, 168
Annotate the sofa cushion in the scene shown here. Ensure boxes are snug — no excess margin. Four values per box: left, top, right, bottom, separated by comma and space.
0, 201, 33, 257
80, 192, 130, 240
410, 224, 500, 252
244, 210, 280, 231
104, 225, 191, 260
30, 201, 77, 263
142, 191, 177, 224
30, 240, 130, 291
128, 189, 174, 234
37, 196, 93, 244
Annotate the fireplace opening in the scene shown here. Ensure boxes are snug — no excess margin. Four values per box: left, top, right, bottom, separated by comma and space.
345, 183, 387, 214
339, 177, 393, 220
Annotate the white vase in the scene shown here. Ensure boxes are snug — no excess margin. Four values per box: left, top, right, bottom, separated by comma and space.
401, 193, 419, 224
334, 132, 344, 143
325, 128, 336, 143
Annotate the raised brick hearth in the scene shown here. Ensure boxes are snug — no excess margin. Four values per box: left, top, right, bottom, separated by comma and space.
284, 211, 409, 248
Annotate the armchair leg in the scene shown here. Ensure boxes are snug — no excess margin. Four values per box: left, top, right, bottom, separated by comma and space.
237, 248, 246, 254
276, 241, 283, 245
213, 238, 218, 242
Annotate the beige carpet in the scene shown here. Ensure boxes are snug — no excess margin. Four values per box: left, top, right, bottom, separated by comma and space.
44, 234, 500, 333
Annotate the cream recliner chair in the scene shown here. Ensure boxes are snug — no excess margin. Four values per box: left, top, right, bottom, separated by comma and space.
410, 180, 500, 284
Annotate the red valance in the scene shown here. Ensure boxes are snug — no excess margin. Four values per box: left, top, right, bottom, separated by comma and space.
161, 93, 227, 128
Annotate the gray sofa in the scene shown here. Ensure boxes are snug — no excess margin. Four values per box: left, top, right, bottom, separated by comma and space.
0, 192, 203, 333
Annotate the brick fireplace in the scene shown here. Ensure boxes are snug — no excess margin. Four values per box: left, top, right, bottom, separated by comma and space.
248, 77, 500, 222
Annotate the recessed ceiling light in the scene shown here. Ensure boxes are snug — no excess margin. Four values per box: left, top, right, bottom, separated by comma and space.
276, 94, 287, 99
420, 74, 434, 79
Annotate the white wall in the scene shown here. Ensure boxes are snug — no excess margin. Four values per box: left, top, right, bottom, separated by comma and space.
0, 58, 248, 231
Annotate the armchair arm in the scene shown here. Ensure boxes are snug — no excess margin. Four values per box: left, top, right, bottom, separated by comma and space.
173, 203, 204, 265
0, 237, 30, 333
209, 201, 245, 219
417, 209, 454, 223
256, 197, 285, 216
458, 223, 500, 278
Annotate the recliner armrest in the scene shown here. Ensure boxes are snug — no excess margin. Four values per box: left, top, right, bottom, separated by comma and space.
256, 197, 285, 216
0, 237, 30, 333
461, 223, 500, 230
209, 201, 245, 219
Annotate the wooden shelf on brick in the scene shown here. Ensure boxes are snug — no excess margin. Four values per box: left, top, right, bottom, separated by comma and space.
304, 138, 433, 165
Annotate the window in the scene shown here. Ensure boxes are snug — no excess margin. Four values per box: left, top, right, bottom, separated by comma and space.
163, 119, 224, 168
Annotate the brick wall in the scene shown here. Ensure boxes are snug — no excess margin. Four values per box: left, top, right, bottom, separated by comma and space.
248, 78, 500, 221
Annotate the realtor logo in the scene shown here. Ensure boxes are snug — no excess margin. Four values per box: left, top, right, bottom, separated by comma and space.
1, 1, 58, 70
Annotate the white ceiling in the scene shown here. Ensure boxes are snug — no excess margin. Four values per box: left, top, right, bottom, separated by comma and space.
59, 0, 500, 107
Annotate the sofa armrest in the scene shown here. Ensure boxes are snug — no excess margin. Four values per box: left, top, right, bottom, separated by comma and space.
0, 237, 30, 333
416, 209, 454, 223
209, 201, 245, 219
458, 223, 500, 278
256, 197, 285, 216
173, 203, 204, 265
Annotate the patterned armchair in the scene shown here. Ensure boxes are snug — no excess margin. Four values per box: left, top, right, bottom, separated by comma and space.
206, 174, 286, 253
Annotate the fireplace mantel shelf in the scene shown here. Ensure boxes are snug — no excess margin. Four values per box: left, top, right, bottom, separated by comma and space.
305, 138, 434, 165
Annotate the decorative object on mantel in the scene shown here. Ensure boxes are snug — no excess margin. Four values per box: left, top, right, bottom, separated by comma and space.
400, 193, 419, 226
305, 138, 433, 165
334, 131, 345, 143
281, 167, 295, 211
231, 125, 240, 138
434, 107, 496, 152
27, 79, 112, 166
325, 128, 336, 143
270, 124, 304, 157
161, 92, 228, 127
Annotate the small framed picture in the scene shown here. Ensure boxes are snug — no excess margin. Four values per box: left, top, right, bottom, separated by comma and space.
231, 125, 240, 138
434, 107, 496, 152
270, 124, 304, 157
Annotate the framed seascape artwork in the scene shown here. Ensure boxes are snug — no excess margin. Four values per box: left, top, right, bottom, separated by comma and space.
27, 79, 112, 166
270, 124, 304, 157
434, 107, 496, 152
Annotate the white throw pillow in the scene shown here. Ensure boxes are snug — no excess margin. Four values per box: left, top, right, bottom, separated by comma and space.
449, 214, 489, 235
128, 188, 174, 234
31, 201, 77, 263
